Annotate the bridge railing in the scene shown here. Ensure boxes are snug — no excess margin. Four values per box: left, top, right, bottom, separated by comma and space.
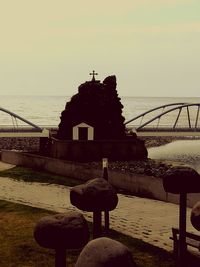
126, 103, 200, 133
0, 126, 44, 133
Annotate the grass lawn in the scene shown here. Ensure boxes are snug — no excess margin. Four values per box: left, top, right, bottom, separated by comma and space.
0, 200, 176, 267
0, 166, 82, 187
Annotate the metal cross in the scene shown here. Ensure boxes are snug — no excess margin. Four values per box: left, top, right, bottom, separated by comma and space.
90, 70, 98, 81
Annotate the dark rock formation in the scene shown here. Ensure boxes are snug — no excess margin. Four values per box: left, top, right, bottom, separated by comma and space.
163, 166, 200, 194
75, 237, 137, 267
34, 212, 89, 249
191, 202, 200, 231
57, 75, 126, 140
70, 178, 118, 212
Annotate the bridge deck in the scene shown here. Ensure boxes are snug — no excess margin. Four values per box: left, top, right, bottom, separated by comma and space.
136, 131, 200, 137
0, 128, 49, 138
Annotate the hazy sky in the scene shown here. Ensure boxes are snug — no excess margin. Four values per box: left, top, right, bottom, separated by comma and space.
0, 0, 200, 97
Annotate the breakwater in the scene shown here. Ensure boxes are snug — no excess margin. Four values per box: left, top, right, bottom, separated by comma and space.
0, 137, 40, 151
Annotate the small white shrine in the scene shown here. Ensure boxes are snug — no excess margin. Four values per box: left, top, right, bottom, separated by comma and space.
72, 122, 94, 140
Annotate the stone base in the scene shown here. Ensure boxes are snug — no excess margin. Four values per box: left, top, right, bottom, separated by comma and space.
50, 137, 147, 161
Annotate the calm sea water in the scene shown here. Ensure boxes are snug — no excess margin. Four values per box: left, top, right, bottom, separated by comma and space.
148, 140, 200, 173
0, 95, 200, 126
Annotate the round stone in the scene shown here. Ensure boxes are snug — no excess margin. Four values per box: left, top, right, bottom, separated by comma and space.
34, 211, 89, 249
75, 237, 137, 267
70, 178, 118, 212
191, 201, 200, 231
163, 166, 200, 194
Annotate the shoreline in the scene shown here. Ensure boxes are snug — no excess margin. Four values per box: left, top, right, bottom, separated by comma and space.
142, 136, 200, 148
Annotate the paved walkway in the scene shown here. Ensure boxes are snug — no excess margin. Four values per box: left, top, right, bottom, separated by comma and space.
0, 173, 199, 252
0, 161, 15, 171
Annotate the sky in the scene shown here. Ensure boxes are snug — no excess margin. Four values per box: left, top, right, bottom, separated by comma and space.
0, 0, 200, 97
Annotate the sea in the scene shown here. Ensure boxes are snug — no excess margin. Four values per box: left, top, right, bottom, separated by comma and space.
1, 95, 200, 172
0, 95, 200, 127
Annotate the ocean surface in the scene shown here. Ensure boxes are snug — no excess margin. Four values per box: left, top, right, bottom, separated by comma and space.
0, 95, 200, 126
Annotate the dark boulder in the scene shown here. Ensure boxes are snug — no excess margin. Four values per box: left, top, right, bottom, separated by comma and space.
191, 201, 200, 231
163, 166, 200, 194
75, 237, 137, 267
70, 178, 118, 212
34, 212, 89, 249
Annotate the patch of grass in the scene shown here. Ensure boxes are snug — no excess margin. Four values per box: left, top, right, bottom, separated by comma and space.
0, 201, 78, 267
0, 166, 82, 187
0, 200, 177, 267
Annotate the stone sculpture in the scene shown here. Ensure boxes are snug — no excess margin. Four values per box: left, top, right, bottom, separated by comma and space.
70, 178, 118, 238
163, 166, 200, 267
191, 201, 200, 231
34, 212, 89, 267
163, 166, 200, 194
75, 237, 137, 267
70, 178, 118, 211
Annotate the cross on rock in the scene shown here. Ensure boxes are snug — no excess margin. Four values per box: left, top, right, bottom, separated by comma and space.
90, 70, 98, 81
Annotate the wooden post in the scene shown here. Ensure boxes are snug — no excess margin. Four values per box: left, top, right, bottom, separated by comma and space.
102, 158, 110, 233
178, 193, 187, 267
93, 211, 102, 238
55, 249, 67, 267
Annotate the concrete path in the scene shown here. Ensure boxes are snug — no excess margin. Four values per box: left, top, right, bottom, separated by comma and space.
0, 176, 199, 252
0, 161, 15, 171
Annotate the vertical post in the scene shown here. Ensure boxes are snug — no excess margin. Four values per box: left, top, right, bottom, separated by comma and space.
102, 158, 109, 233
102, 158, 108, 181
187, 106, 191, 128
39, 137, 48, 154
178, 193, 187, 267
93, 211, 102, 238
55, 249, 67, 267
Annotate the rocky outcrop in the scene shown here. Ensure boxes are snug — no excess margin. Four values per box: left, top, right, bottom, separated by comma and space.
57, 75, 126, 140
53, 74, 148, 161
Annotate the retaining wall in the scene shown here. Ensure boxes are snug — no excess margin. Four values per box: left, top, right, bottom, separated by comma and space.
50, 137, 147, 161
1, 150, 200, 208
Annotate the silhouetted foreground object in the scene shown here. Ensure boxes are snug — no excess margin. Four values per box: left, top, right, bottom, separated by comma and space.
75, 237, 137, 267
191, 202, 200, 231
34, 212, 89, 267
70, 178, 118, 211
57, 75, 125, 140
51, 73, 147, 161
70, 178, 118, 238
163, 166, 200, 267
163, 166, 200, 194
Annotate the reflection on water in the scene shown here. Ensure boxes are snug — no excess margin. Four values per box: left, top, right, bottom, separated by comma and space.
148, 140, 200, 173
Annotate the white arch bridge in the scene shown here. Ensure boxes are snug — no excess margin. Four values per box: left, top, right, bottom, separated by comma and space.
0, 107, 49, 137
125, 103, 200, 137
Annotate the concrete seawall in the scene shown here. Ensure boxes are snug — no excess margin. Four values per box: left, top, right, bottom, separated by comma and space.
1, 149, 200, 208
